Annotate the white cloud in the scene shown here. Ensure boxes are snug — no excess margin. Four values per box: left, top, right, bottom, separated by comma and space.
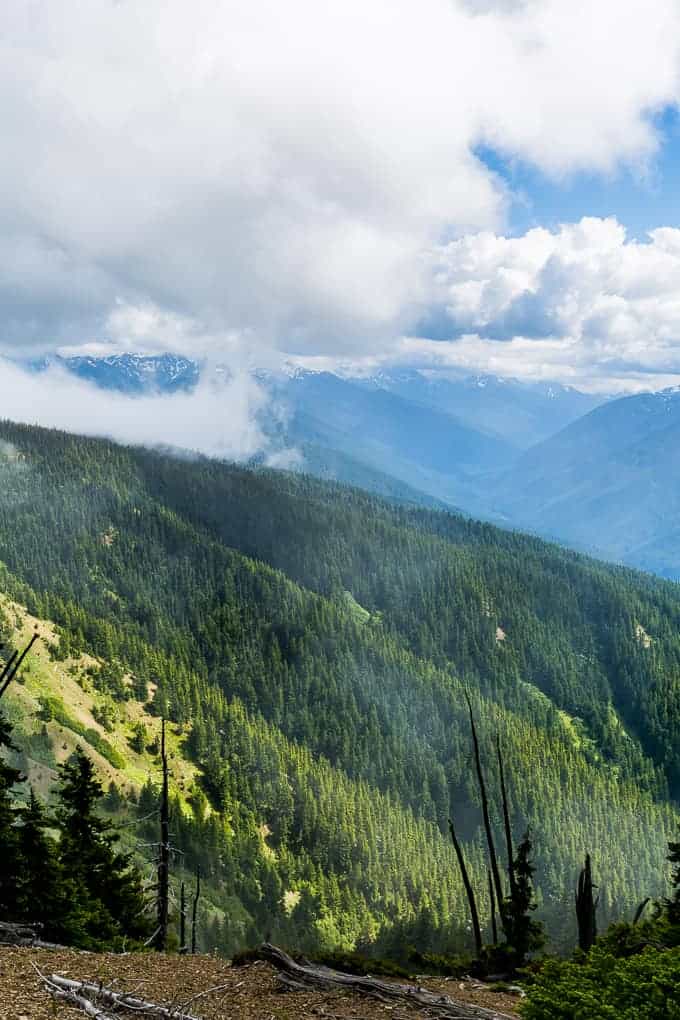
1, 360, 279, 460
391, 217, 680, 392
0, 0, 679, 363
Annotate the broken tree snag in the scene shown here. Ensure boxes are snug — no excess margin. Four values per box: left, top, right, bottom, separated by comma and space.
259, 943, 516, 1020
154, 715, 170, 952
191, 863, 201, 954
488, 869, 498, 945
35, 969, 203, 1020
0, 631, 38, 700
633, 896, 651, 925
179, 878, 187, 951
464, 691, 506, 936
575, 853, 598, 953
448, 815, 483, 958
496, 733, 516, 901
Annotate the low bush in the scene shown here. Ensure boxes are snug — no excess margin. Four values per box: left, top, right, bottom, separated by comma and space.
520, 945, 680, 1020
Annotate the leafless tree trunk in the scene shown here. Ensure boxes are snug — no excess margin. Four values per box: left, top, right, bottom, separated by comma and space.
179, 880, 187, 951
488, 869, 498, 945
154, 716, 170, 951
191, 865, 201, 954
0, 631, 38, 699
448, 816, 482, 957
575, 853, 598, 953
465, 691, 506, 936
496, 734, 516, 903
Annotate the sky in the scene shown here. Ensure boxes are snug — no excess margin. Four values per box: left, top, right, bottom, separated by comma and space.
5, 0, 680, 447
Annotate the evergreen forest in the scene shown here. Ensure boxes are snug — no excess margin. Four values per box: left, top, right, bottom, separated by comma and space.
0, 419, 678, 964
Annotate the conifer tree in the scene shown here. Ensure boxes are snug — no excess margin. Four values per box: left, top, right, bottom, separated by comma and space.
56, 747, 151, 945
0, 712, 22, 921
666, 827, 680, 926
502, 830, 544, 967
15, 788, 86, 943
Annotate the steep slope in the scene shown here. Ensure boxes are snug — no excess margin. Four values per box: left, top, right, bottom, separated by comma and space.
0, 421, 677, 957
486, 388, 680, 576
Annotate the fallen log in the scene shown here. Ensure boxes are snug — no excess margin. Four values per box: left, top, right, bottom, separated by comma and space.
34, 967, 204, 1020
35, 970, 116, 1020
259, 943, 516, 1020
0, 920, 70, 950
0, 921, 38, 945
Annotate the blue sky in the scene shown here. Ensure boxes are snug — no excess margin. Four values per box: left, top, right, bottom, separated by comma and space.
482, 107, 680, 239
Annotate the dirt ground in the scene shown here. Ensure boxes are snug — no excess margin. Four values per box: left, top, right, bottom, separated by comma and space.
0, 946, 521, 1019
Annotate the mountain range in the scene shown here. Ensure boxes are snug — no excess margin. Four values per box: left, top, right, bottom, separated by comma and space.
28, 352, 680, 577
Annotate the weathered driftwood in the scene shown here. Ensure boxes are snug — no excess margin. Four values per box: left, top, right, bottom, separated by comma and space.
259, 943, 515, 1020
35, 968, 204, 1020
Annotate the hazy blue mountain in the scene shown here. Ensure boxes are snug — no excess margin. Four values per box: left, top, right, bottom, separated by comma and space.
43, 352, 199, 393
484, 387, 680, 577
359, 369, 605, 448
39, 354, 649, 535
286, 441, 450, 509
274, 370, 517, 504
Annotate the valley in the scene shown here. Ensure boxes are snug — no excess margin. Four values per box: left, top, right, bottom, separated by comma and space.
0, 419, 677, 961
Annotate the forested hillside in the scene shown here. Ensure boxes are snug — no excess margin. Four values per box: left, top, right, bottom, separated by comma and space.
0, 420, 678, 957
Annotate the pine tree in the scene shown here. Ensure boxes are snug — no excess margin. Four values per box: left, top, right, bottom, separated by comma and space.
0, 712, 22, 920
15, 788, 86, 943
502, 830, 544, 968
666, 827, 680, 926
56, 747, 151, 946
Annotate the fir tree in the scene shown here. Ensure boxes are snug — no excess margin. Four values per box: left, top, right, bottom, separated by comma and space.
502, 830, 544, 967
15, 788, 87, 943
0, 712, 22, 920
56, 747, 151, 945
666, 827, 680, 926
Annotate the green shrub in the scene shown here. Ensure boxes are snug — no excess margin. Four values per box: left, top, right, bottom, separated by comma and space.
37, 695, 125, 769
520, 945, 680, 1020
406, 948, 474, 977
312, 950, 413, 978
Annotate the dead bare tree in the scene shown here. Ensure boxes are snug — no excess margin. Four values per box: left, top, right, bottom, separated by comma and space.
633, 897, 650, 925
0, 630, 38, 700
191, 864, 201, 954
575, 853, 598, 953
496, 734, 516, 903
488, 870, 498, 945
179, 880, 187, 952
465, 691, 506, 937
154, 716, 170, 952
448, 816, 482, 958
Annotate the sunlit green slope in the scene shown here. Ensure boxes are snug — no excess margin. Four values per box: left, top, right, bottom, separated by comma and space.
0, 420, 677, 955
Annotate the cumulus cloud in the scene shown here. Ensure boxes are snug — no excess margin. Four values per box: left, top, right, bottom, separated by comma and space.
392, 217, 680, 392
1, 0, 679, 364
0, 359, 284, 461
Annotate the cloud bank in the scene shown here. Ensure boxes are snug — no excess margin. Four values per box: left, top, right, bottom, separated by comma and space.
2, 0, 680, 370
407, 217, 680, 392
0, 360, 280, 461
